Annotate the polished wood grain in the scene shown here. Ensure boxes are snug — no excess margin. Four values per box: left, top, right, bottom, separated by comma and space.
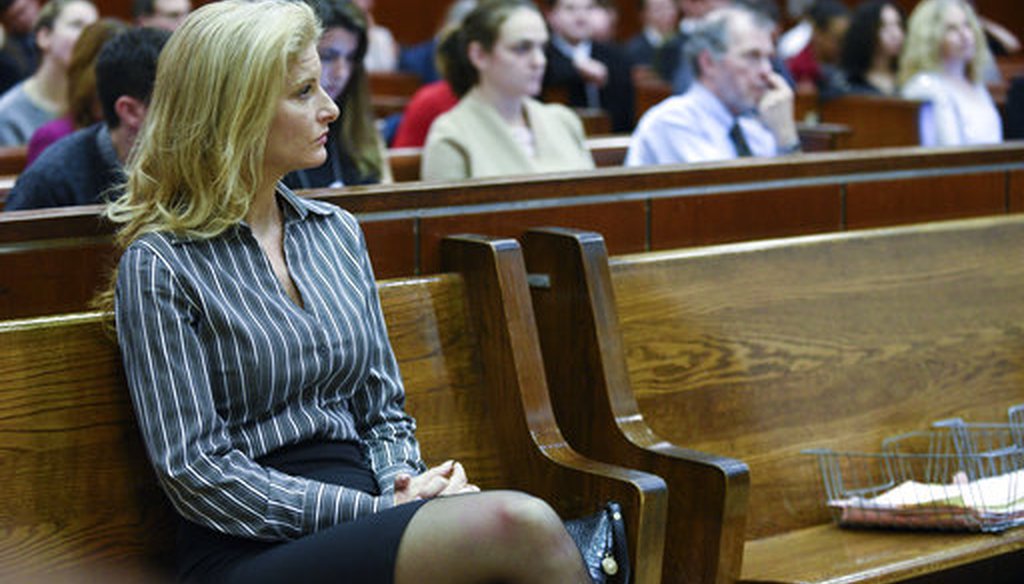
0, 235, 668, 583
649, 184, 841, 249
420, 201, 647, 273
523, 215, 1024, 583
367, 71, 421, 98
0, 146, 26, 176
845, 172, 1008, 229
524, 228, 749, 584
360, 218, 416, 278
0, 239, 115, 319
1009, 169, 1024, 213
0, 314, 175, 581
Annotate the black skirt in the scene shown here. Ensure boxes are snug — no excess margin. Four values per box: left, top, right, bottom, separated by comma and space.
177, 441, 427, 584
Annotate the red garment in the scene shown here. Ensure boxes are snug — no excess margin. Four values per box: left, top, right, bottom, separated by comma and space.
785, 43, 822, 87
391, 80, 458, 148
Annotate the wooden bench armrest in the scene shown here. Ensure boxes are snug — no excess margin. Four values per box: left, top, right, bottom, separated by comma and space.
522, 227, 750, 584
441, 234, 669, 584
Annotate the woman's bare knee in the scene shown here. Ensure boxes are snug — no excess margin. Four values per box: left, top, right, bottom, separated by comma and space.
394, 491, 588, 584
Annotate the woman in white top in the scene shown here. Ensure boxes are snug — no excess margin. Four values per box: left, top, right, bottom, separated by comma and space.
899, 0, 1001, 147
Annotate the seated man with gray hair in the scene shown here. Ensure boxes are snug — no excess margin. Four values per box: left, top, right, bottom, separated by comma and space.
626, 4, 801, 165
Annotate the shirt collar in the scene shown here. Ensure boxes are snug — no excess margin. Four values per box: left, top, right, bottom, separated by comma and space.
690, 81, 737, 129
166, 182, 333, 245
276, 182, 333, 222
551, 34, 592, 60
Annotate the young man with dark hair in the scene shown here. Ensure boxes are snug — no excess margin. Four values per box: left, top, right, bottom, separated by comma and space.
132, 0, 190, 31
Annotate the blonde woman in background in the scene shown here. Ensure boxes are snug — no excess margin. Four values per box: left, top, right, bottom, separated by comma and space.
899, 0, 1001, 146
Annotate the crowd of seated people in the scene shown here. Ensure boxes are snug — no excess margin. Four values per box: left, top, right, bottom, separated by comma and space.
0, 0, 1019, 211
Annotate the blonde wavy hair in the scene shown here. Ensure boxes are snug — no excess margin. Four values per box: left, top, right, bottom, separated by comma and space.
899, 0, 991, 86
94, 0, 320, 313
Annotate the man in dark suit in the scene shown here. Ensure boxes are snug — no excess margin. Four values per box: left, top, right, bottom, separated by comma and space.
624, 0, 679, 67
542, 0, 635, 133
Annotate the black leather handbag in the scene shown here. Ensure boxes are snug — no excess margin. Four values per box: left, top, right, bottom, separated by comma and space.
564, 501, 631, 583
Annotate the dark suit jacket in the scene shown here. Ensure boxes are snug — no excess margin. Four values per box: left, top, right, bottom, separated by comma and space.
624, 33, 656, 67
543, 41, 635, 133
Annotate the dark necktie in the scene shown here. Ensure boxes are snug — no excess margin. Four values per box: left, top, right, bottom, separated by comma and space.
729, 119, 753, 158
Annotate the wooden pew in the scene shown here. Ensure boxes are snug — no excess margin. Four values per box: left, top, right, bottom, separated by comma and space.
1, 143, 1022, 320
368, 71, 423, 120
521, 216, 1024, 584
798, 93, 924, 149
0, 146, 27, 175
0, 235, 668, 582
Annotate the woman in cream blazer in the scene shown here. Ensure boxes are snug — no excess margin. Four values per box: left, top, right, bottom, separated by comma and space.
422, 0, 595, 181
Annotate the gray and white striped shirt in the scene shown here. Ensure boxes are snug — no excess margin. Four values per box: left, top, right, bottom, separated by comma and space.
115, 185, 425, 542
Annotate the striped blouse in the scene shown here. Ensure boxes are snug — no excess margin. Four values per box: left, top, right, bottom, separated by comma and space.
115, 185, 426, 542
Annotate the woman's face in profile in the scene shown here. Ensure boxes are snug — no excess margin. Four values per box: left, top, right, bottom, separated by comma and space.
876, 4, 903, 59
319, 26, 359, 101
264, 44, 340, 178
474, 8, 548, 99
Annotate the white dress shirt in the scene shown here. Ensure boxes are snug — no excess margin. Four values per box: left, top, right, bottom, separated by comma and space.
626, 82, 778, 166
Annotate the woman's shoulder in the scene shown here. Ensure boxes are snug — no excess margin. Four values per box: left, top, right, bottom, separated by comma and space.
901, 71, 946, 99
525, 99, 585, 133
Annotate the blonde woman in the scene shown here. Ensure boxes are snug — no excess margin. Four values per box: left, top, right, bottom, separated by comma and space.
899, 0, 1000, 146
422, 0, 594, 181
100, 1, 589, 582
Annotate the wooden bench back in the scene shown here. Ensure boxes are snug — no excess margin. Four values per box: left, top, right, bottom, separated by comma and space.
532, 217, 1024, 536
524, 216, 1024, 582
583, 216, 1024, 535
0, 235, 666, 582
804, 94, 923, 149
1, 143, 1021, 320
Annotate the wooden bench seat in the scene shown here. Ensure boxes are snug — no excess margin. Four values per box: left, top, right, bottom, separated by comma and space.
521, 215, 1024, 583
0, 235, 667, 582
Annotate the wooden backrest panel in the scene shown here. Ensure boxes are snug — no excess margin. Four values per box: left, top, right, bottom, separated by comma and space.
817, 95, 922, 149
605, 216, 1024, 538
1, 144, 1021, 320
0, 314, 174, 582
0, 236, 667, 582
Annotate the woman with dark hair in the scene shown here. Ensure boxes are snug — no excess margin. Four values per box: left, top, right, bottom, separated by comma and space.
282, 0, 390, 189
421, 0, 594, 181
838, 0, 904, 95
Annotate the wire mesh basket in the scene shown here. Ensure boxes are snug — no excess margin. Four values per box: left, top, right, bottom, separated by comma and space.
805, 425, 1024, 532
